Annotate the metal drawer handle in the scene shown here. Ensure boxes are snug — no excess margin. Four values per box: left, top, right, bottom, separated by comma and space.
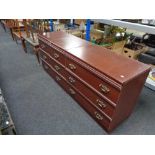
54, 65, 61, 71
43, 55, 47, 60
69, 64, 76, 70
53, 53, 59, 59
94, 111, 103, 120
68, 77, 76, 83
99, 84, 110, 93
44, 65, 48, 69
56, 76, 61, 81
40, 44, 45, 48
96, 99, 107, 108
69, 88, 76, 95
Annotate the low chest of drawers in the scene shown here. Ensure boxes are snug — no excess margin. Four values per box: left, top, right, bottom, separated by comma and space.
38, 31, 150, 132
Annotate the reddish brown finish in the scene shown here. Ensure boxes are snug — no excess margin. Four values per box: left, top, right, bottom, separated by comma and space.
42, 60, 67, 88
40, 43, 65, 66
39, 31, 91, 49
109, 71, 150, 131
65, 57, 120, 104
41, 57, 66, 79
42, 60, 110, 131
65, 71, 114, 119
66, 45, 150, 84
38, 31, 151, 132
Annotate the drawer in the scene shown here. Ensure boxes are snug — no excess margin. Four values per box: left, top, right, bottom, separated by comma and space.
65, 72, 114, 119
65, 85, 110, 130
39, 40, 52, 53
66, 57, 120, 103
40, 49, 52, 64
40, 51, 65, 77
39, 40, 65, 65
42, 60, 110, 131
42, 60, 69, 92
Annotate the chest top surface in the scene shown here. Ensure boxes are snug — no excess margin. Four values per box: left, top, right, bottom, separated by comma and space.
38, 31, 150, 84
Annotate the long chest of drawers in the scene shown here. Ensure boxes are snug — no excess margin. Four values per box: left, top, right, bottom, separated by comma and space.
38, 31, 150, 132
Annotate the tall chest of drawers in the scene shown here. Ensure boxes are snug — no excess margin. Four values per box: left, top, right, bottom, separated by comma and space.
38, 31, 150, 132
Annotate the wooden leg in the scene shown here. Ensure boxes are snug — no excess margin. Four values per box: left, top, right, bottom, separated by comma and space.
21, 38, 27, 53
34, 47, 40, 64
14, 35, 18, 44
10, 28, 14, 40
1, 22, 6, 32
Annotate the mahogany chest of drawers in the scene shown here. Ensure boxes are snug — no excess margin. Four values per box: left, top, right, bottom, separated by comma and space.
38, 31, 150, 132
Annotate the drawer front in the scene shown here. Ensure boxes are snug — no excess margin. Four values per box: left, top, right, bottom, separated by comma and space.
40, 51, 66, 79
40, 49, 52, 64
42, 60, 69, 92
66, 85, 110, 130
39, 40, 65, 65
65, 72, 114, 119
66, 57, 120, 103
39, 40, 52, 53
42, 60, 110, 131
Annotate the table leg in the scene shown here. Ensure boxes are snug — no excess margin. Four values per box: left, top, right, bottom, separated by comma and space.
9, 28, 14, 40
34, 47, 40, 64
14, 35, 18, 44
21, 38, 27, 53
1, 22, 6, 32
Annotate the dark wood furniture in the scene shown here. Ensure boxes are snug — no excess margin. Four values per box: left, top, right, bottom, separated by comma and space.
12, 20, 41, 63
1, 20, 25, 40
21, 19, 51, 63
38, 31, 150, 132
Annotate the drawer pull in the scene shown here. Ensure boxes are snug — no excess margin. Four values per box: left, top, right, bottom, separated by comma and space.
40, 44, 45, 49
96, 99, 107, 108
44, 65, 49, 69
53, 53, 59, 59
56, 76, 61, 81
99, 84, 110, 93
69, 64, 76, 70
68, 77, 76, 83
69, 88, 76, 95
43, 55, 47, 60
54, 65, 61, 71
94, 111, 103, 120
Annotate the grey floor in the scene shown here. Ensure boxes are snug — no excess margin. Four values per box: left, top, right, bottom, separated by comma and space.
0, 26, 155, 135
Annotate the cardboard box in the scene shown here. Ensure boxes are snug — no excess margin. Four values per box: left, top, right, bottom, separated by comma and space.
90, 29, 104, 41
83, 29, 104, 41
65, 29, 83, 38
93, 23, 105, 31
74, 19, 86, 25
53, 23, 65, 31
122, 44, 148, 59
111, 40, 126, 55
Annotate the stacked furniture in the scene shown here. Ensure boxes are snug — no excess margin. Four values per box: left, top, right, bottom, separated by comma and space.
38, 31, 150, 132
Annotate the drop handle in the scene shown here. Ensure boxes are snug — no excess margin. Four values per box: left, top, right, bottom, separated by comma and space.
43, 55, 47, 60
53, 53, 59, 59
69, 64, 76, 70
54, 65, 61, 71
99, 84, 110, 93
40, 44, 45, 48
55, 76, 61, 81
69, 88, 76, 95
94, 111, 103, 120
96, 99, 107, 108
68, 77, 76, 83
